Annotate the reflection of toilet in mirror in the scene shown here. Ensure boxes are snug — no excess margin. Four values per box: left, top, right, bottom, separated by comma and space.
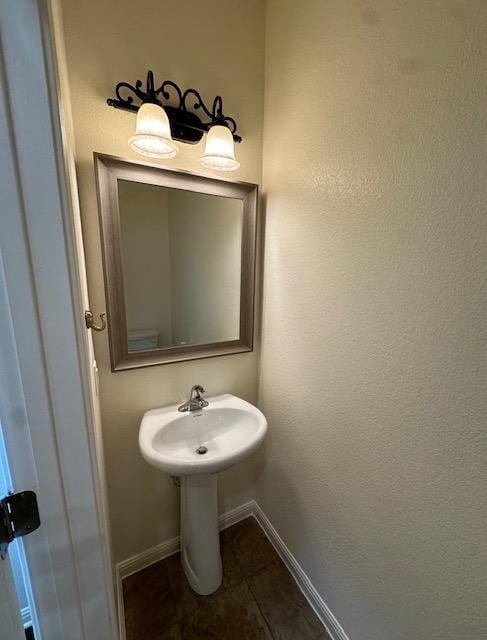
127, 328, 159, 352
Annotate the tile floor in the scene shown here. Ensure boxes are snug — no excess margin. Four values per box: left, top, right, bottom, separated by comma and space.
123, 517, 331, 640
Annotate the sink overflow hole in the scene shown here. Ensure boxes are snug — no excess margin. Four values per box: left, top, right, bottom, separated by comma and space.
196, 446, 208, 455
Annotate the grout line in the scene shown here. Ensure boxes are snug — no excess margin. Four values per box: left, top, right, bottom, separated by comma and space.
245, 575, 277, 640
244, 551, 327, 640
224, 522, 278, 639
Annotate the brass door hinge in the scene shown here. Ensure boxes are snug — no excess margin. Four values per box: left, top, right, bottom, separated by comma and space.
85, 310, 107, 332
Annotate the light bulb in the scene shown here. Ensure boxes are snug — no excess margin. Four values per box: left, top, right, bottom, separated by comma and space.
200, 125, 240, 171
129, 102, 178, 159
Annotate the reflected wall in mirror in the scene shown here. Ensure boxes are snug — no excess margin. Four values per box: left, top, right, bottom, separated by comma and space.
94, 154, 257, 370
118, 182, 243, 350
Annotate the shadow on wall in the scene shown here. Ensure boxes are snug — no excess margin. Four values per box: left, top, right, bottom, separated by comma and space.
219, 443, 267, 513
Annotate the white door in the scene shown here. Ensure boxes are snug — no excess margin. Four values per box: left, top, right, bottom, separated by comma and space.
0, 1, 116, 638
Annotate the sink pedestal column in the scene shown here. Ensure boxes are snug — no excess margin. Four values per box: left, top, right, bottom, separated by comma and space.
180, 473, 222, 595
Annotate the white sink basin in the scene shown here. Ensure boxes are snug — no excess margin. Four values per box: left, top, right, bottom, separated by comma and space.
139, 394, 267, 476
138, 392, 267, 596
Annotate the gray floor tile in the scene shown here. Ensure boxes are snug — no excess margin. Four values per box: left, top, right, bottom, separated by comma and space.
123, 561, 178, 640
223, 517, 279, 578
248, 559, 324, 640
179, 582, 273, 640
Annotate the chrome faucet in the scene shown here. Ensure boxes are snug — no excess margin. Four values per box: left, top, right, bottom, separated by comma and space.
178, 385, 209, 412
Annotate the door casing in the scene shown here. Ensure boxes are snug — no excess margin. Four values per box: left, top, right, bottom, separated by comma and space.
0, 1, 117, 638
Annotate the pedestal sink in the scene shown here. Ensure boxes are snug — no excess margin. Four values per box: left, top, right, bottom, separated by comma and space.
138, 393, 267, 595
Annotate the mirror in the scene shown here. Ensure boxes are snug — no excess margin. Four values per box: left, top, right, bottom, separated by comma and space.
94, 153, 257, 370
118, 181, 243, 350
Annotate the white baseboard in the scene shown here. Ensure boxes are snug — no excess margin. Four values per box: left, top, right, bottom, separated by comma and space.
218, 500, 254, 531
115, 499, 349, 640
252, 502, 349, 640
117, 534, 179, 581
117, 500, 254, 580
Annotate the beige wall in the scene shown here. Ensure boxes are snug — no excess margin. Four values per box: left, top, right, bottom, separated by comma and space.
168, 190, 242, 345
258, 2, 487, 640
60, 0, 265, 563
60, 0, 486, 635
119, 181, 172, 345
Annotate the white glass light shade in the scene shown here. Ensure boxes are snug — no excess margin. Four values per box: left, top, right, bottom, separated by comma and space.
200, 125, 240, 171
128, 103, 178, 159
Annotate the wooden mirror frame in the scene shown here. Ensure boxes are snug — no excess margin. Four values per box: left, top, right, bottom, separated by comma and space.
94, 153, 258, 371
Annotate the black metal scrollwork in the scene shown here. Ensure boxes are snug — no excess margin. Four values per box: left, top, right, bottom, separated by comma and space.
107, 70, 242, 144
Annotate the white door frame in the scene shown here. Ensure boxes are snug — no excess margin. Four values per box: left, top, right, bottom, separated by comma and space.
0, 1, 116, 638
47, 0, 117, 598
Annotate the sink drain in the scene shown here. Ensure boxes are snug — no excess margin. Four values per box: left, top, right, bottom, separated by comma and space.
196, 445, 208, 455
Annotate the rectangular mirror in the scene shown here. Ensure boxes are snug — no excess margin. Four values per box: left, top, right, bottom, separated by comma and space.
94, 153, 257, 370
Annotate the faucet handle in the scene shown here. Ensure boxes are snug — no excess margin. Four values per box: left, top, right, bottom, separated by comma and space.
178, 385, 208, 412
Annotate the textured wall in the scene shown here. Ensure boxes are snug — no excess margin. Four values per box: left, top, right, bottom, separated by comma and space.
60, 0, 265, 563
258, 1, 487, 639
168, 190, 242, 345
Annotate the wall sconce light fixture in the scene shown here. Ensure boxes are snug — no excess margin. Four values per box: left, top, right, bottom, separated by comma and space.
107, 70, 241, 171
